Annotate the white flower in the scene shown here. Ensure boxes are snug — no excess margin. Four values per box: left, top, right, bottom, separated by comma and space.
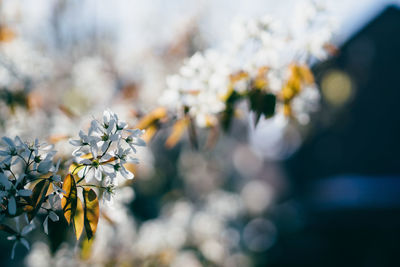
0, 173, 32, 215
69, 130, 100, 157
102, 183, 116, 206
158, 0, 334, 126
48, 159, 65, 196
30, 140, 56, 173
77, 155, 114, 182
124, 129, 146, 152
0, 136, 27, 166
71, 110, 144, 183
43, 211, 59, 235
7, 215, 35, 259
160, 50, 231, 127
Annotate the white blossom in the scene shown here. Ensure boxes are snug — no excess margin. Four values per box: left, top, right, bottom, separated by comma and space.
7, 215, 35, 259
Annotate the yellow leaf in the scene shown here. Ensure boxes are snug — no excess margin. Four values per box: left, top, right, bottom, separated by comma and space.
69, 163, 85, 175
230, 70, 249, 82
135, 107, 167, 129
298, 65, 315, 84
61, 174, 77, 224
73, 197, 84, 240
0, 26, 16, 42
80, 237, 95, 260
253, 78, 268, 89
83, 188, 99, 240
257, 66, 269, 77
142, 124, 158, 143
283, 103, 292, 117
165, 118, 189, 148
48, 134, 69, 144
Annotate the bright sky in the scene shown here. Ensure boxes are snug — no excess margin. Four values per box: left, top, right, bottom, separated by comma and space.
6, 0, 400, 52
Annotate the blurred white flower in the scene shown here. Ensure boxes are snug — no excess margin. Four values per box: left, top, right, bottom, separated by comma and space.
7, 215, 35, 259
0, 173, 32, 215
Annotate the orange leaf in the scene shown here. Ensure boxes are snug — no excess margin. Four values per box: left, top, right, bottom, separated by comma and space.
298, 65, 315, 84
141, 125, 158, 143
165, 118, 189, 148
0, 26, 16, 42
61, 174, 77, 224
135, 107, 167, 129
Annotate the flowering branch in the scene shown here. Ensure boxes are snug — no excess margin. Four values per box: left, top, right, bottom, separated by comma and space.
0, 109, 145, 258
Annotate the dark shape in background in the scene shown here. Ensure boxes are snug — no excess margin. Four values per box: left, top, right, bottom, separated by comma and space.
269, 5, 400, 267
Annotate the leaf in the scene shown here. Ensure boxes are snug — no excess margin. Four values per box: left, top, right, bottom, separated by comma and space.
80, 237, 95, 260
298, 65, 314, 84
73, 197, 84, 240
221, 90, 242, 131
165, 118, 189, 148
0, 26, 16, 42
83, 188, 99, 240
188, 118, 199, 150
135, 107, 167, 129
68, 162, 85, 175
248, 89, 276, 126
261, 93, 276, 118
141, 125, 158, 143
61, 174, 77, 224
48, 134, 69, 144
205, 125, 219, 150
27, 179, 50, 221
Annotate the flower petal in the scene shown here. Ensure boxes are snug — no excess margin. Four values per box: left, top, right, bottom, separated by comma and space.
43, 216, 49, 235
20, 238, 30, 250
49, 211, 59, 222
8, 196, 16, 215
17, 189, 32, 197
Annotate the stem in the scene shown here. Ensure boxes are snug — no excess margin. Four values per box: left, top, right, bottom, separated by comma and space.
70, 164, 83, 175
100, 141, 112, 158
28, 177, 47, 183
8, 169, 17, 180
22, 150, 33, 174
78, 184, 107, 190
76, 166, 88, 184
99, 128, 118, 158
16, 154, 28, 166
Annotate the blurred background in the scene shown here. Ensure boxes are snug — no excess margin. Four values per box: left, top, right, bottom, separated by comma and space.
0, 0, 400, 266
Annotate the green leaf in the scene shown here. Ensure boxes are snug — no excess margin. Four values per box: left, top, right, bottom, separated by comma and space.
248, 89, 276, 126
27, 179, 50, 221
83, 188, 99, 240
61, 174, 77, 224
261, 93, 276, 118
221, 90, 242, 131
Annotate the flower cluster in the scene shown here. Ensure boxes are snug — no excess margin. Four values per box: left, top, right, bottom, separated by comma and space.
159, 51, 231, 127
0, 136, 59, 215
159, 0, 335, 128
70, 110, 145, 201
0, 136, 63, 258
0, 110, 145, 258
